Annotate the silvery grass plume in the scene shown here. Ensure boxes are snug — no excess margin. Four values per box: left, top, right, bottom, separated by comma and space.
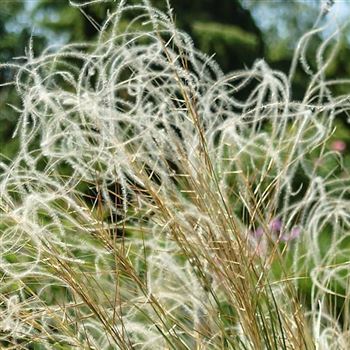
0, 0, 350, 348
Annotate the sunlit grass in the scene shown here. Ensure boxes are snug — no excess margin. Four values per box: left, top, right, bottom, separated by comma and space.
0, 0, 350, 349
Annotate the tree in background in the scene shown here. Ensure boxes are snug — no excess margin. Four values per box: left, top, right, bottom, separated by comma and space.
1, 0, 349, 159
0, 0, 264, 159
0, 2, 46, 158
33, 0, 264, 72
244, 0, 350, 94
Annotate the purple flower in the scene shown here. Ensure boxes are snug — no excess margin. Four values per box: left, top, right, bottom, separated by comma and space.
290, 226, 301, 239
331, 140, 346, 153
254, 227, 264, 238
281, 226, 301, 242
269, 218, 282, 233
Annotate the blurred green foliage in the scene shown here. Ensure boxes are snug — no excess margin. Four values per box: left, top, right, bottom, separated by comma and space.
0, 0, 263, 160
32, 0, 263, 70
0, 0, 350, 340
0, 0, 349, 167
1, 1, 349, 176
0, 2, 46, 160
